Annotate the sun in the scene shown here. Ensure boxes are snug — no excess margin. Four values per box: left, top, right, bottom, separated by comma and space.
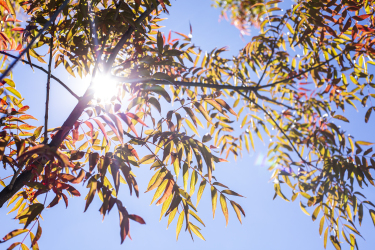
91, 73, 119, 101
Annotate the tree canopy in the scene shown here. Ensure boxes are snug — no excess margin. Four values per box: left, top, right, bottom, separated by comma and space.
0, 0, 375, 249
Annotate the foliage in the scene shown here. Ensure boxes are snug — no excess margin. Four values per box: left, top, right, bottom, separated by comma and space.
0, 0, 374, 250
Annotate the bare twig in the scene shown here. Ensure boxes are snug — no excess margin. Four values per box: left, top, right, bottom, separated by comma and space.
112, 76, 256, 91
104, 3, 159, 72
44, 28, 54, 143
0, 51, 79, 100
236, 90, 308, 165
259, 53, 341, 89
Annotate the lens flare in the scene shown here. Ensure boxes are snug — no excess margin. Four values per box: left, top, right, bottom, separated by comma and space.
91, 73, 118, 101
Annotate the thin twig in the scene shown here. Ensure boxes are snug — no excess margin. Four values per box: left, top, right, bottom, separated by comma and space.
0, 51, 80, 100
259, 53, 342, 89
256, 16, 289, 87
44, 28, 54, 143
105, 3, 159, 72
236, 90, 308, 165
0, 0, 70, 82
112, 76, 256, 91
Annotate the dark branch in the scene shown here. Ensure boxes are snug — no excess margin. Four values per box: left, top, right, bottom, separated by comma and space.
0, 51, 80, 100
254, 91, 295, 110
112, 76, 256, 91
104, 3, 159, 72
236, 90, 308, 165
259, 53, 342, 89
44, 29, 54, 143
0, 0, 70, 82
0, 3, 153, 208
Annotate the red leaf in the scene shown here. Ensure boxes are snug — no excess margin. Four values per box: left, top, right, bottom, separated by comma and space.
129, 214, 146, 224
18, 105, 29, 112
352, 14, 371, 21
342, 18, 352, 33
11, 27, 24, 32
89, 152, 100, 173
67, 185, 80, 196
62, 193, 68, 208
84, 121, 94, 143
71, 169, 85, 184
92, 118, 109, 142
125, 112, 148, 127
107, 113, 124, 144
118, 113, 138, 137
100, 114, 123, 144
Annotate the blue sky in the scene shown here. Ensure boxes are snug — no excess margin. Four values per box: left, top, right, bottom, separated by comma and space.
1, 1, 375, 250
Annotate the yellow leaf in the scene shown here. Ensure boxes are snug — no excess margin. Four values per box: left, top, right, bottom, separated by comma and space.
185, 119, 199, 136
300, 201, 310, 216
220, 194, 229, 226
176, 212, 184, 241
211, 186, 217, 219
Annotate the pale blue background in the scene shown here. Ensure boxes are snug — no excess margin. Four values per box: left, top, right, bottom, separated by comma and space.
1, 1, 375, 250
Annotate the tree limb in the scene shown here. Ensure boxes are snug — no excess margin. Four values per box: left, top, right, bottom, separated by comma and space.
44, 28, 54, 143
112, 76, 256, 91
104, 3, 159, 73
0, 2, 157, 209
258, 53, 341, 89
236, 90, 308, 165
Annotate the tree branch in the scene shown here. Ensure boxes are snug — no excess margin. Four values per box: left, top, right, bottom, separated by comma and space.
236, 90, 308, 165
104, 3, 159, 73
44, 28, 54, 143
258, 53, 342, 89
0, 0, 70, 82
254, 91, 295, 110
0, 2, 156, 208
112, 76, 256, 91
0, 51, 80, 100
